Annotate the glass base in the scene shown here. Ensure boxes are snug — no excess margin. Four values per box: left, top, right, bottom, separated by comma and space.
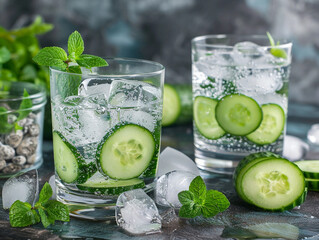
195, 148, 245, 175
56, 179, 155, 220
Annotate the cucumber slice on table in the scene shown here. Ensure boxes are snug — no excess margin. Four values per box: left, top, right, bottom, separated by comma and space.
237, 154, 306, 211
77, 173, 145, 195
215, 94, 263, 136
247, 104, 285, 145
295, 160, 319, 179
97, 123, 155, 180
53, 131, 96, 184
305, 178, 319, 191
233, 152, 281, 203
193, 96, 225, 139
162, 84, 193, 126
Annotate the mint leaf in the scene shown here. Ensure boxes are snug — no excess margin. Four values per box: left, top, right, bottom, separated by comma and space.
16, 89, 33, 121
38, 208, 55, 228
189, 176, 206, 204
43, 200, 70, 222
33, 47, 68, 70
39, 182, 53, 203
179, 203, 201, 219
76, 54, 108, 68
9, 201, 40, 227
57, 73, 82, 99
68, 31, 84, 58
11, 16, 53, 37
0, 46, 11, 64
267, 32, 287, 59
0, 107, 13, 134
68, 65, 82, 74
178, 190, 194, 205
202, 190, 230, 218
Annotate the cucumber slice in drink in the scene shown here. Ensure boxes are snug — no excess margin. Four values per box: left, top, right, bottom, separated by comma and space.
77, 173, 145, 195
295, 160, 319, 179
97, 123, 155, 180
247, 104, 285, 145
194, 96, 225, 139
234, 152, 281, 203
240, 157, 306, 211
53, 131, 95, 184
215, 94, 263, 136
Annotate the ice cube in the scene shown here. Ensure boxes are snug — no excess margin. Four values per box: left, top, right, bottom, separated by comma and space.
48, 175, 56, 200
236, 71, 283, 94
2, 169, 39, 209
78, 78, 111, 98
160, 208, 180, 229
234, 41, 263, 57
119, 110, 156, 132
116, 189, 161, 235
307, 124, 319, 146
156, 147, 200, 177
109, 79, 160, 107
283, 135, 309, 162
155, 170, 198, 208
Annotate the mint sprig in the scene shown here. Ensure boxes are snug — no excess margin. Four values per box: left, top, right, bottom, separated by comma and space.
266, 32, 287, 59
178, 176, 230, 218
33, 30, 108, 72
9, 182, 69, 228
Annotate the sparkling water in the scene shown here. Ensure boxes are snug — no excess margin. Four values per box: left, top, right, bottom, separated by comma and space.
51, 78, 162, 193
192, 42, 291, 173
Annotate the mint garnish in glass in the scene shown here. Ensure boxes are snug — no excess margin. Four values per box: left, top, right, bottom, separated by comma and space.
178, 176, 230, 218
33, 31, 108, 73
267, 32, 287, 59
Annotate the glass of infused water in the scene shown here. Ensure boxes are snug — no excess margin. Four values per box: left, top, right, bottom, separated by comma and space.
191, 35, 292, 174
50, 58, 164, 219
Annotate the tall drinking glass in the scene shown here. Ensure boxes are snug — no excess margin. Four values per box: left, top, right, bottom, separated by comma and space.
50, 58, 164, 219
192, 35, 292, 174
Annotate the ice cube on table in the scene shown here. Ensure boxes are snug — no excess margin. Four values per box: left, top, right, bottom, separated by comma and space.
307, 124, 319, 146
156, 147, 200, 177
116, 189, 161, 235
155, 171, 199, 208
78, 78, 111, 98
283, 135, 309, 162
2, 169, 39, 209
109, 79, 160, 107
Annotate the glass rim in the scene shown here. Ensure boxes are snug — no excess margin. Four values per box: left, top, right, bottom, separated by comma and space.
192, 34, 293, 49
50, 57, 165, 78
0, 81, 46, 104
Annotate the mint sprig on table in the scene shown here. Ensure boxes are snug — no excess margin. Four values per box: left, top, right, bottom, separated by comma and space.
267, 32, 287, 59
178, 176, 230, 218
9, 182, 69, 228
33, 31, 108, 73
0, 89, 33, 134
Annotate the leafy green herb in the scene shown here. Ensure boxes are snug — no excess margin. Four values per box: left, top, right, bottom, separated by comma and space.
178, 176, 230, 218
0, 16, 53, 90
266, 32, 287, 59
33, 30, 108, 73
16, 89, 33, 121
9, 182, 69, 228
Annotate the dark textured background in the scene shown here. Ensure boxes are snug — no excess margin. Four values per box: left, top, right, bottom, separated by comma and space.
1, 0, 318, 106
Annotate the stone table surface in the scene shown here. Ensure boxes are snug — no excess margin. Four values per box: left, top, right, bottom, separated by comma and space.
1, 121, 319, 240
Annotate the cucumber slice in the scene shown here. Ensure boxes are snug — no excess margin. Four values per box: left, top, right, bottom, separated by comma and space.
77, 173, 145, 195
241, 157, 306, 211
215, 94, 263, 136
97, 123, 155, 180
234, 152, 281, 203
247, 104, 285, 145
305, 178, 319, 191
194, 96, 225, 139
162, 84, 193, 126
53, 131, 95, 184
295, 160, 319, 179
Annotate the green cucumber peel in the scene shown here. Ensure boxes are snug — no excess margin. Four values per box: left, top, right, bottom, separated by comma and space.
9, 182, 69, 228
178, 176, 230, 218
